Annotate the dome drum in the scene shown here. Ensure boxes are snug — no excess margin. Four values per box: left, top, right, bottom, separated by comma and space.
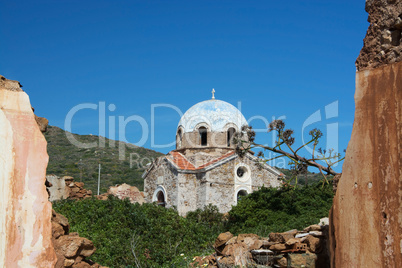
176, 99, 247, 150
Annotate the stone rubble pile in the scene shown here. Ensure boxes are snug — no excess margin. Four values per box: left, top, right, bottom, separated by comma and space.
192, 218, 329, 268
52, 210, 107, 268
46, 175, 92, 201
105, 183, 145, 204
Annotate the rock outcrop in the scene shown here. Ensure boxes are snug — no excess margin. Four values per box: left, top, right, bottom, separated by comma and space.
330, 1, 402, 267
52, 210, 106, 268
0, 75, 57, 266
193, 219, 330, 267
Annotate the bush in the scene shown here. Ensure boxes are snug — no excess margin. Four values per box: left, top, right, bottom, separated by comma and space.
53, 182, 333, 267
53, 197, 222, 267
226, 182, 334, 236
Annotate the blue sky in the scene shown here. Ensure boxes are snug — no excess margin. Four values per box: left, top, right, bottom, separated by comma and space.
1, 0, 369, 171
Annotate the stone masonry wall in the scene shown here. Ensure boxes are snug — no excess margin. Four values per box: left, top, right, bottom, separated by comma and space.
356, 0, 402, 70
143, 157, 178, 207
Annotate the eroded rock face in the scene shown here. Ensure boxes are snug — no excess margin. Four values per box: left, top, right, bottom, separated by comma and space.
330, 62, 402, 267
0, 75, 57, 267
356, 0, 402, 71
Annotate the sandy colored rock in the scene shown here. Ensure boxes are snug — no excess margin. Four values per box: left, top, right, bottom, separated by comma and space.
64, 258, 75, 267
0, 75, 57, 267
330, 52, 402, 266
72, 261, 92, 268
107, 183, 145, 204
214, 232, 233, 248
277, 257, 287, 267
305, 235, 321, 253
241, 237, 263, 250
35, 114, 49, 132
237, 233, 259, 242
226, 236, 237, 245
288, 252, 317, 268
303, 224, 322, 232
218, 256, 235, 266
269, 243, 286, 251
269, 232, 295, 243
285, 238, 300, 246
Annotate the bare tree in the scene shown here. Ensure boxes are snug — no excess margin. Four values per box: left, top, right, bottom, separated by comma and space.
234, 120, 344, 186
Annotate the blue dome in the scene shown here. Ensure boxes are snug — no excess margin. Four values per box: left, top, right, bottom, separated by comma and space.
178, 99, 248, 133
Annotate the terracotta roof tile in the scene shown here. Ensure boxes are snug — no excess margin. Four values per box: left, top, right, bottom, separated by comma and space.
168, 150, 235, 171
169, 152, 196, 170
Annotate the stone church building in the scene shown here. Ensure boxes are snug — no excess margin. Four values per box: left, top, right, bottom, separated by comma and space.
143, 93, 283, 215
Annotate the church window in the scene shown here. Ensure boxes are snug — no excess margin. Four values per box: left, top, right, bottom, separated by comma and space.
237, 190, 248, 201
199, 127, 207, 146
227, 127, 236, 146
177, 129, 183, 148
237, 167, 246, 178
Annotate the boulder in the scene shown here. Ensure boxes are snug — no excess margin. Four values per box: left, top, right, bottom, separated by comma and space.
214, 232, 233, 248
285, 238, 300, 247
305, 235, 322, 253
269, 243, 286, 251
303, 224, 322, 232
288, 252, 317, 268
269, 232, 295, 243
277, 257, 287, 268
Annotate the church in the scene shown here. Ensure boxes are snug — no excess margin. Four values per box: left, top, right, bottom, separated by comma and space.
142, 91, 283, 215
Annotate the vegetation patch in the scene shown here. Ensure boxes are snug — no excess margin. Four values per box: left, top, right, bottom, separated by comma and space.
53, 182, 333, 267
45, 126, 163, 193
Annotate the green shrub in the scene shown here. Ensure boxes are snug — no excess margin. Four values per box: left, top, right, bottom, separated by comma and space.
53, 197, 222, 267
226, 182, 334, 236
53, 182, 333, 267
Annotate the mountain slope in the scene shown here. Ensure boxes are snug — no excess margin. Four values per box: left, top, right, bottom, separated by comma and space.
44, 126, 163, 193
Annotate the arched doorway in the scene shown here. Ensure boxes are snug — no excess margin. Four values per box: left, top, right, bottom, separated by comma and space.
157, 191, 165, 207
152, 186, 167, 207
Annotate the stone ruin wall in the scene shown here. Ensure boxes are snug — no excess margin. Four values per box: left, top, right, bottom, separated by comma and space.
356, 0, 402, 70
0, 76, 57, 267
143, 157, 179, 207
330, 1, 402, 267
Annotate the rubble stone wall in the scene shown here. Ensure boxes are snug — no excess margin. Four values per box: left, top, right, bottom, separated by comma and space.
356, 0, 402, 71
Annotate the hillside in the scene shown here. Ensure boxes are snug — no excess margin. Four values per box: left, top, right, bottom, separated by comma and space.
276, 167, 333, 185
44, 126, 163, 193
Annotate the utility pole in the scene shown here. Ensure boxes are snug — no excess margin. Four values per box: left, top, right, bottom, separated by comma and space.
97, 163, 101, 196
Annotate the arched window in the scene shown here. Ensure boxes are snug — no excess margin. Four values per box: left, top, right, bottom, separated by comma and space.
227, 127, 236, 147
237, 190, 248, 201
157, 191, 166, 207
177, 129, 183, 148
199, 127, 207, 146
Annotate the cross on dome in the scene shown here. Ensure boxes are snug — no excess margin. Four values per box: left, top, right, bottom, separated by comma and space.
212, 88, 215, 99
